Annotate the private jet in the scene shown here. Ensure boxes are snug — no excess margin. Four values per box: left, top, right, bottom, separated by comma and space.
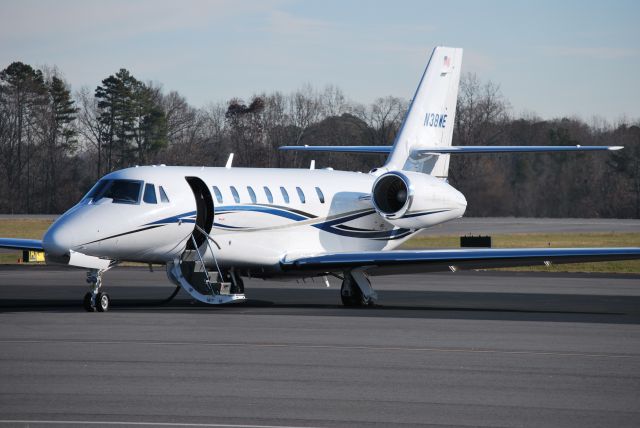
1, 46, 638, 311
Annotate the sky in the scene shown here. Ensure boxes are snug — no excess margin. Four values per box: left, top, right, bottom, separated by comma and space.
1, 0, 638, 122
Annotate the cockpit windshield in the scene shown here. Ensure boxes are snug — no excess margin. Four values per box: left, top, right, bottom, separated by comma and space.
85, 179, 143, 204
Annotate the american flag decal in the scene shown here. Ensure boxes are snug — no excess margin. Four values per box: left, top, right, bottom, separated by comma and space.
443, 56, 451, 67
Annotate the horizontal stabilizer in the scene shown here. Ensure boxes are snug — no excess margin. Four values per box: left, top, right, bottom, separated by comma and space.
0, 238, 43, 251
279, 145, 623, 155
414, 145, 623, 154
279, 145, 392, 154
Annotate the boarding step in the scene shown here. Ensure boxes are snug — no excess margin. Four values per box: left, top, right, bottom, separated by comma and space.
207, 279, 232, 295
166, 260, 246, 305
179, 260, 213, 295
165, 230, 245, 305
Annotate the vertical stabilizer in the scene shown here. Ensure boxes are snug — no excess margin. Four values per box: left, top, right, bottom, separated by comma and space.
384, 47, 463, 178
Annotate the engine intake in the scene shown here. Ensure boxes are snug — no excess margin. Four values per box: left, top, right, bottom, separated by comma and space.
372, 172, 411, 219
371, 170, 467, 229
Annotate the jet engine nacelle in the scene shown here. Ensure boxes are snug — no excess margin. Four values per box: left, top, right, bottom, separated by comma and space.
371, 170, 467, 229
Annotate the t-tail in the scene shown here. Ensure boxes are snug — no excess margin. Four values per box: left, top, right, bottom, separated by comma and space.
278, 46, 622, 166
384, 46, 462, 178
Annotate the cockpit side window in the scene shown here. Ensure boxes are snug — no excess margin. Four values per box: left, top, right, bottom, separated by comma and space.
88, 179, 142, 204
143, 183, 157, 204
159, 186, 170, 203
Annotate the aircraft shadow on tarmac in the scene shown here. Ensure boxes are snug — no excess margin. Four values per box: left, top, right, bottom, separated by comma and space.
1, 286, 639, 325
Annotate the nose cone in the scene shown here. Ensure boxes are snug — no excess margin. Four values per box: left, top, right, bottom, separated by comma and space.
42, 218, 77, 263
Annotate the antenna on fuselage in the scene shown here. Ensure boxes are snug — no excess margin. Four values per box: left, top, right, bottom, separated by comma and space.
225, 153, 234, 169
310, 160, 315, 170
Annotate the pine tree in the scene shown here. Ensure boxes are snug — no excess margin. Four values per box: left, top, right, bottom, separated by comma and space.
0, 62, 47, 212
133, 85, 167, 164
95, 69, 138, 171
44, 75, 78, 211
95, 69, 167, 170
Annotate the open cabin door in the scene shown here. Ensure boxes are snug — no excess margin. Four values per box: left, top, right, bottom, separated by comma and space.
185, 176, 213, 249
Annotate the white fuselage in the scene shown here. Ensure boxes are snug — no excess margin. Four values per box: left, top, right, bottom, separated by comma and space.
42, 165, 466, 276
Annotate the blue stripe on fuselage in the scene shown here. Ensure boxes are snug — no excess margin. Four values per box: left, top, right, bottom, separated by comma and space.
143, 206, 412, 241
144, 211, 196, 226
215, 205, 310, 221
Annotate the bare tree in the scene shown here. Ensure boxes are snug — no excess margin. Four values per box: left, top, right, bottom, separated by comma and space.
357, 96, 407, 146
76, 86, 107, 178
450, 73, 510, 216
0, 61, 638, 218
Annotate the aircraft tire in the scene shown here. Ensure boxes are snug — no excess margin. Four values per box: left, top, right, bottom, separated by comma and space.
83, 292, 96, 312
341, 293, 363, 307
96, 292, 110, 312
340, 278, 365, 307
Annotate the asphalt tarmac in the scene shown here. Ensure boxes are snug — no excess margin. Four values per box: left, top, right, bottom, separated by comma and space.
0, 267, 639, 428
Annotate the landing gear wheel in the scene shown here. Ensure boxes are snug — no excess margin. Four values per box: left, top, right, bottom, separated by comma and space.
83, 292, 96, 312
96, 292, 110, 312
340, 277, 365, 307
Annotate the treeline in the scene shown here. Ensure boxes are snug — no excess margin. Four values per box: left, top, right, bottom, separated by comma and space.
0, 62, 638, 217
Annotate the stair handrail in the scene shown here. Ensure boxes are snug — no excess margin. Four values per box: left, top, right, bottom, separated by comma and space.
193, 224, 224, 280
189, 234, 215, 296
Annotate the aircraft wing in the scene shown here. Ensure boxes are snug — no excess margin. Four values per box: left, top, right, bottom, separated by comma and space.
0, 238, 44, 251
281, 247, 640, 276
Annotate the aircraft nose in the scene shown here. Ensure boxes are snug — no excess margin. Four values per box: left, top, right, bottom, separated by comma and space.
42, 220, 76, 260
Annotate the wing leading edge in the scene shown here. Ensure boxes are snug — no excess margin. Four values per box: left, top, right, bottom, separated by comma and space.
281, 247, 640, 276
0, 238, 43, 251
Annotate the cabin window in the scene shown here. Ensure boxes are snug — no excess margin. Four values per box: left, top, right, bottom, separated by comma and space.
212, 186, 223, 203
315, 187, 325, 204
143, 183, 157, 204
230, 186, 240, 203
280, 186, 290, 204
296, 187, 306, 203
88, 179, 142, 204
247, 186, 257, 204
264, 186, 273, 204
159, 186, 170, 203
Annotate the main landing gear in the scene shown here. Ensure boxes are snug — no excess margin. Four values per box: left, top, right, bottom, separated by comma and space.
83, 268, 111, 312
340, 268, 378, 307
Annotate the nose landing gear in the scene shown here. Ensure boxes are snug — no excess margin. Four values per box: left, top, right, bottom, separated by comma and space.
83, 268, 112, 312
